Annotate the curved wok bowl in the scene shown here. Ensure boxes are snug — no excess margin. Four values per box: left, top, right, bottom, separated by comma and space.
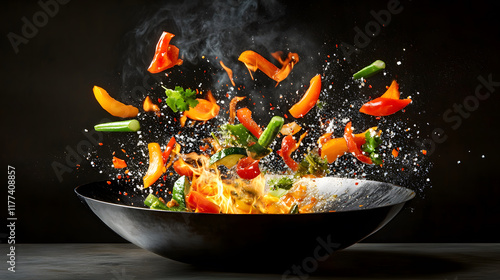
75, 177, 414, 266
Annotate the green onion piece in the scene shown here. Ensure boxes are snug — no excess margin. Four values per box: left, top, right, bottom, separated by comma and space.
289, 204, 299, 214
94, 119, 140, 132
353, 60, 386, 79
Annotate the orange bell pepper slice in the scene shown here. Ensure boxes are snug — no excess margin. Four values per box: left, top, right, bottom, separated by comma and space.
143, 143, 164, 188
186, 191, 220, 213
220, 61, 235, 87
320, 127, 377, 163
147, 32, 183, 74
236, 107, 262, 138
143, 96, 161, 117
280, 121, 302, 136
288, 74, 322, 118
184, 91, 220, 121
238, 50, 298, 84
93, 86, 139, 118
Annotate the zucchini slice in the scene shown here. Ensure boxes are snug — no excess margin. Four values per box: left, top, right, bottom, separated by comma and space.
209, 147, 248, 168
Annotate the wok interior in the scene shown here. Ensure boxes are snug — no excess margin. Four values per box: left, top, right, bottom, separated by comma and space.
77, 176, 415, 214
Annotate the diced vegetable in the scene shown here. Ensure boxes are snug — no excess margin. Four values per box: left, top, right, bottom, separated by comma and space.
143, 143, 164, 188
144, 193, 159, 207
319, 127, 377, 163
280, 121, 302, 136
147, 31, 183, 74
362, 129, 383, 165
94, 119, 140, 132
93, 86, 139, 118
112, 156, 127, 169
209, 147, 248, 168
164, 86, 199, 113
380, 80, 400, 99
229, 96, 246, 124
186, 191, 220, 213
236, 156, 261, 180
353, 60, 385, 79
289, 74, 322, 118
236, 108, 263, 138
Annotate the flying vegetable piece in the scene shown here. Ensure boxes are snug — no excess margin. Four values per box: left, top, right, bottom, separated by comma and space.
289, 74, 322, 118
147, 31, 183, 73
229, 96, 246, 124
143, 96, 161, 117
186, 191, 220, 213
171, 175, 189, 210
112, 156, 127, 169
238, 50, 298, 84
236, 107, 263, 138
247, 116, 284, 160
319, 127, 378, 163
184, 91, 220, 121
359, 80, 411, 116
344, 122, 373, 164
143, 143, 164, 188
280, 121, 302, 136
94, 119, 140, 132
164, 86, 199, 113
220, 60, 235, 87
93, 86, 139, 118
173, 157, 194, 177
162, 136, 177, 163
277, 132, 307, 171
353, 60, 386, 79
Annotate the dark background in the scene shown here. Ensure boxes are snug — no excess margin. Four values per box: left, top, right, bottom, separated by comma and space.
1, 0, 499, 243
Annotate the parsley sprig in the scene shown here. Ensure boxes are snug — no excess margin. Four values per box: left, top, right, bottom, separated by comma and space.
164, 86, 199, 113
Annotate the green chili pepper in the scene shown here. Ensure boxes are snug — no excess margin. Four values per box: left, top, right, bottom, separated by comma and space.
172, 176, 189, 209
353, 60, 386, 79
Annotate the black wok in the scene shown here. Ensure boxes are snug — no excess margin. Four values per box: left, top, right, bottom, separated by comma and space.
75, 177, 414, 267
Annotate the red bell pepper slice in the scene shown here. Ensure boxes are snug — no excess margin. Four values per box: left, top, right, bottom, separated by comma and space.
344, 122, 372, 164
236, 107, 263, 138
186, 191, 220, 213
236, 156, 261, 180
147, 32, 183, 74
359, 98, 412, 116
162, 136, 177, 163
277, 132, 307, 171
289, 74, 322, 118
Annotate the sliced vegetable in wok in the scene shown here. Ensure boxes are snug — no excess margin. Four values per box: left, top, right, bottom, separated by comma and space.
238, 50, 298, 84
143, 143, 164, 189
289, 74, 322, 118
359, 80, 411, 116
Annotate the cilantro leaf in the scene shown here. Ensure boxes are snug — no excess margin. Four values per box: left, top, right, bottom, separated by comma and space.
164, 86, 199, 113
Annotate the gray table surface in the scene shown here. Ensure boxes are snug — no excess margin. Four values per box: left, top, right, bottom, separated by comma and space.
1, 243, 499, 279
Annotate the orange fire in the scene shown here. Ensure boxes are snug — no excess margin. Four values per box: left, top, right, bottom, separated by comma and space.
180, 152, 318, 214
